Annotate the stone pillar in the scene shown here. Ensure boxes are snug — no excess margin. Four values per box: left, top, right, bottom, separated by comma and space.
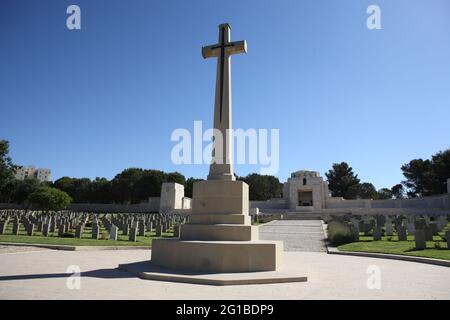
160, 182, 186, 212
203, 24, 247, 181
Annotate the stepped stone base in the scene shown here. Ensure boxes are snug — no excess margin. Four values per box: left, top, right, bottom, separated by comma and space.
180, 224, 258, 241
147, 179, 284, 275
189, 213, 251, 225
119, 259, 307, 286
151, 239, 282, 273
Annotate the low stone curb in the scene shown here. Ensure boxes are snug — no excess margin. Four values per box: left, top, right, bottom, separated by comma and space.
0, 242, 150, 251
327, 246, 450, 267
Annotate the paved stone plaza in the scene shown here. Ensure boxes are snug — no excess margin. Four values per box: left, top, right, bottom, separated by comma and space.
1, 222, 449, 299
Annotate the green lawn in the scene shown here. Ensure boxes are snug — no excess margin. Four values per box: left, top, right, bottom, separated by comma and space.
0, 223, 175, 247
338, 228, 450, 261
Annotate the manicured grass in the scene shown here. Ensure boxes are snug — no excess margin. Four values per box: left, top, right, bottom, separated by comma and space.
338, 223, 450, 261
252, 221, 266, 226
0, 223, 174, 247
338, 240, 450, 260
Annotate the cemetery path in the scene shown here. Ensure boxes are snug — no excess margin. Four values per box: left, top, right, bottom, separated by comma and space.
0, 245, 50, 254
259, 220, 327, 252
1, 248, 450, 299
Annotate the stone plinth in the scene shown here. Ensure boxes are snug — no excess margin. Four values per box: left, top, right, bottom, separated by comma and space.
192, 180, 249, 215
189, 214, 251, 225
151, 239, 282, 273
150, 180, 284, 274
180, 224, 258, 241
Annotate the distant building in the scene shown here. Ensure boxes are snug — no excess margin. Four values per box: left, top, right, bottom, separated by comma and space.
15, 166, 51, 182
283, 170, 330, 211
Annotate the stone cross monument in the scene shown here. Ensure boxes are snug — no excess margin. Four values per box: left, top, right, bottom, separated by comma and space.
148, 24, 283, 274
202, 23, 247, 181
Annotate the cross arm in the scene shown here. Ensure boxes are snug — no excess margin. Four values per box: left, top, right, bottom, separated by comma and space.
226, 40, 247, 56
201, 40, 248, 59
202, 45, 219, 59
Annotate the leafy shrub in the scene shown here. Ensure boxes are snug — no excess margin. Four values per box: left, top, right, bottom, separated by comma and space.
327, 220, 358, 246
27, 187, 72, 211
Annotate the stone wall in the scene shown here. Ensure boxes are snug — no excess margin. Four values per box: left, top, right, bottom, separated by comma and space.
247, 194, 450, 216
68, 202, 160, 213
326, 194, 450, 210
249, 199, 287, 210
0, 201, 161, 213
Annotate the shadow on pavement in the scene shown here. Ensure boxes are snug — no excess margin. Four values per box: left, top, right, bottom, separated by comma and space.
0, 268, 136, 281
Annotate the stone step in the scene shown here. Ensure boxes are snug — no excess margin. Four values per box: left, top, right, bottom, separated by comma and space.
180, 224, 258, 241
151, 239, 282, 273
189, 214, 251, 225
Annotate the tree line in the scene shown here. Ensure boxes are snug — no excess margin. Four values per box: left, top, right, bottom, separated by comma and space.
0, 139, 448, 205
0, 140, 283, 204
325, 147, 449, 199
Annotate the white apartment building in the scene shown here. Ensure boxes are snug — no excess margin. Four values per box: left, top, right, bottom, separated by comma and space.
15, 166, 51, 182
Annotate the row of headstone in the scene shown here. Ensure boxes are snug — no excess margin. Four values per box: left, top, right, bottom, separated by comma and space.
0, 210, 188, 243
340, 213, 449, 249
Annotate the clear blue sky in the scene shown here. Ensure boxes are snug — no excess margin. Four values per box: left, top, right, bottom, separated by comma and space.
1, 0, 449, 189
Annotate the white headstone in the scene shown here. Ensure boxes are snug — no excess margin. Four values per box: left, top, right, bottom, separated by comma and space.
385, 219, 393, 236
109, 225, 118, 241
